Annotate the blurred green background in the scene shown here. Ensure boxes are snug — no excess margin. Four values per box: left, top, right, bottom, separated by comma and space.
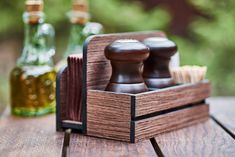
0, 0, 235, 113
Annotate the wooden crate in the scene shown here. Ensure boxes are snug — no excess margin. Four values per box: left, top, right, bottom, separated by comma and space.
56, 31, 211, 143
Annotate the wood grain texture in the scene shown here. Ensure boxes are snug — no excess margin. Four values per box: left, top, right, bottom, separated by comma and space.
135, 104, 209, 142
57, 54, 83, 126
87, 90, 132, 142
155, 119, 235, 157
85, 31, 165, 91
209, 97, 235, 138
66, 55, 83, 122
135, 81, 210, 117
0, 112, 63, 157
57, 67, 67, 130
69, 133, 157, 157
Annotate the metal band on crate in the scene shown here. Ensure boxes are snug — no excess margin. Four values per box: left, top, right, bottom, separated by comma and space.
130, 96, 136, 143
131, 96, 136, 119
130, 121, 135, 143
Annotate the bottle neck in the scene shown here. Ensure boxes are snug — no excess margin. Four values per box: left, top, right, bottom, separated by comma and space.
17, 12, 55, 67
64, 23, 85, 58
24, 23, 41, 47
64, 22, 104, 59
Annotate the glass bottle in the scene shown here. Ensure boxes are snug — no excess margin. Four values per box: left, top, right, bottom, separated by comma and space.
10, 0, 56, 116
56, 0, 103, 70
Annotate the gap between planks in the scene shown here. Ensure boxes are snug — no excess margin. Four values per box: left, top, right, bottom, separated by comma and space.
150, 138, 164, 157
210, 115, 235, 139
66, 133, 157, 157
61, 118, 235, 157
63, 131, 162, 157
208, 97, 235, 140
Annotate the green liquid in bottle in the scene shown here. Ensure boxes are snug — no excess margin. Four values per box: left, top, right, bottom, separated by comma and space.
55, 7, 103, 71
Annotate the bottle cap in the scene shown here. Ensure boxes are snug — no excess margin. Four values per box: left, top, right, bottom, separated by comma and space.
26, 0, 44, 12
72, 0, 88, 12
68, 0, 90, 25
24, 0, 44, 24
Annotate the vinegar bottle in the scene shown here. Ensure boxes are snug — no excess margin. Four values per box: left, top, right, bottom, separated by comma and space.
10, 0, 56, 116
56, 0, 103, 70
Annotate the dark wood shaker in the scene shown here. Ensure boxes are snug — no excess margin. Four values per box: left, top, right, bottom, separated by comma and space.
105, 39, 150, 94
143, 37, 177, 90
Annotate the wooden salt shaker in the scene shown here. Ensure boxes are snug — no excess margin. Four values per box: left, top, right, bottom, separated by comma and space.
143, 37, 177, 90
105, 39, 150, 94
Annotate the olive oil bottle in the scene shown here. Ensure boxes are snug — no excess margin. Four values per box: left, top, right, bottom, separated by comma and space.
56, 0, 103, 70
10, 0, 56, 116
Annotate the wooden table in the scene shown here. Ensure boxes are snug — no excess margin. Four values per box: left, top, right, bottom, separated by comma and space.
0, 97, 235, 157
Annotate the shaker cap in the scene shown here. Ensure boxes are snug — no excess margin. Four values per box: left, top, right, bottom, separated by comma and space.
143, 37, 177, 58
105, 39, 150, 62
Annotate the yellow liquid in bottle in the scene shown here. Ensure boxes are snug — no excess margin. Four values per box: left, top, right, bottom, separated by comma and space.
10, 65, 56, 116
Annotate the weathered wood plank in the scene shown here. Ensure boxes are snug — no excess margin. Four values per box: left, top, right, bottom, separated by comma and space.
0, 105, 6, 117
0, 112, 64, 157
0, 106, 9, 119
209, 97, 235, 138
69, 134, 157, 157
155, 119, 235, 157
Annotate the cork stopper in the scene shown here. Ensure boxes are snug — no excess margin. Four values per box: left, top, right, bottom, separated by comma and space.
69, 0, 90, 25
24, 0, 44, 24
69, 0, 89, 25
26, 0, 44, 12
72, 0, 88, 12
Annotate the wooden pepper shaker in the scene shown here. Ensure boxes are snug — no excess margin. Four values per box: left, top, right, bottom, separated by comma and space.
105, 40, 150, 94
143, 37, 177, 90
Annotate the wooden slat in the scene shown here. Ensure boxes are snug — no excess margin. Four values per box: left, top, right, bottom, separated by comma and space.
87, 90, 132, 142
135, 104, 209, 142
66, 55, 83, 122
56, 67, 67, 131
154, 119, 235, 157
0, 111, 64, 157
135, 81, 210, 117
69, 134, 157, 157
209, 97, 235, 138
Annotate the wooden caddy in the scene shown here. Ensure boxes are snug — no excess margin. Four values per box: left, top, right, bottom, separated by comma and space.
56, 31, 211, 143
